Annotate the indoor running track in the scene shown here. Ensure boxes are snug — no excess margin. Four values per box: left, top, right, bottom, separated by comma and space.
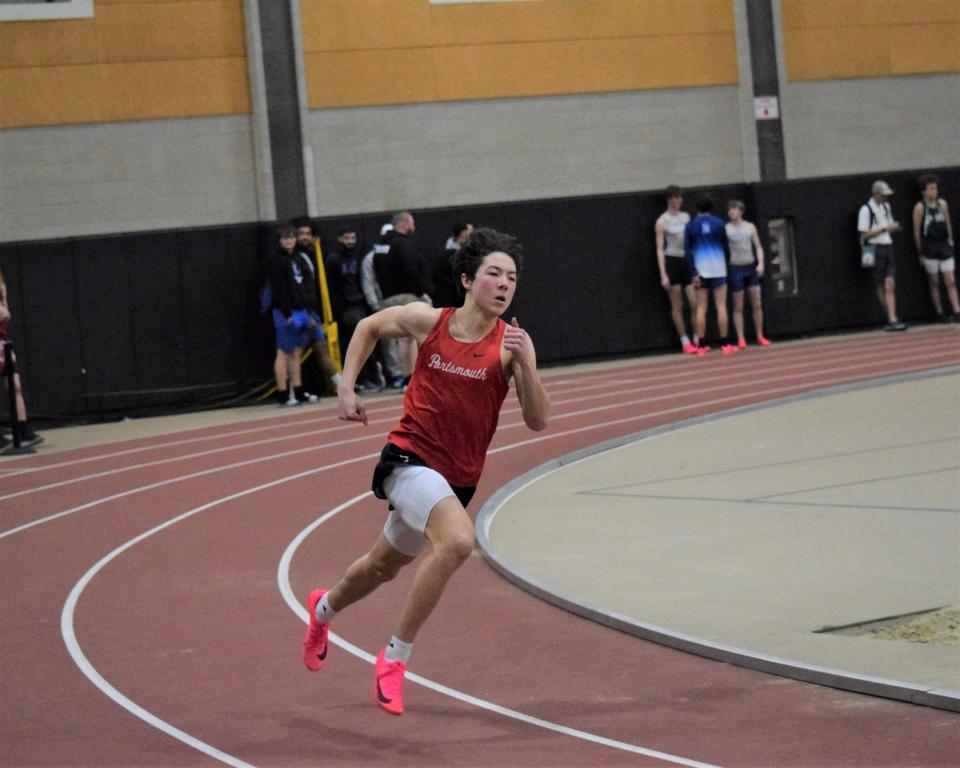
2, 327, 959, 768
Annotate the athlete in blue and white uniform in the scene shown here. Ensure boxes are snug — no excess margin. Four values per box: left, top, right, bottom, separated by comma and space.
684, 197, 737, 355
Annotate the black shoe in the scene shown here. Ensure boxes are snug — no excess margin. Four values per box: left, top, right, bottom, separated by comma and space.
938, 314, 951, 324
884, 321, 907, 332
951, 313, 960, 324
388, 376, 405, 390
20, 431, 44, 448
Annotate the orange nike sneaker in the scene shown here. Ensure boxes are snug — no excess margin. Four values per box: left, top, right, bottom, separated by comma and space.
721, 344, 739, 355
682, 342, 699, 355
737, 338, 747, 350
302, 589, 329, 671
374, 648, 407, 715
757, 335, 772, 347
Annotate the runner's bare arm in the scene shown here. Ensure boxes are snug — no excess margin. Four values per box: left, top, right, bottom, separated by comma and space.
338, 303, 441, 424
504, 317, 550, 431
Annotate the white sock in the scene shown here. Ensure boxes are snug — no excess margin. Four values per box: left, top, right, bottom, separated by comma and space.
680, 334, 691, 346
314, 592, 337, 624
384, 635, 412, 664
331, 372, 342, 387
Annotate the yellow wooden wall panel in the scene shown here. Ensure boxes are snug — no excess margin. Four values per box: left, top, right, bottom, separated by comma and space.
423, 0, 733, 47
782, 0, 960, 80
302, 0, 733, 51
431, 34, 737, 103
301, 0, 738, 108
306, 49, 436, 108
785, 28, 890, 80
300, 0, 431, 52
0, 58, 251, 129
782, 0, 960, 29
0, 19, 98, 68
891, 23, 960, 75
96, 1, 246, 63
0, 0, 249, 127
0, 66, 97, 128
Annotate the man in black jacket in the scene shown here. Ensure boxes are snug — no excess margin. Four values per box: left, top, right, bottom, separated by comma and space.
374, 212, 434, 387
325, 227, 380, 391
291, 219, 341, 396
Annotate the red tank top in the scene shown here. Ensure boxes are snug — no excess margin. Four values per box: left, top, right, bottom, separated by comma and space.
388, 307, 510, 487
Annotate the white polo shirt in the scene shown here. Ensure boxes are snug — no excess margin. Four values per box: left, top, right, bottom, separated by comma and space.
858, 199, 894, 245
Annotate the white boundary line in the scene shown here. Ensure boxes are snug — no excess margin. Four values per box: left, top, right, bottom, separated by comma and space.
276, 495, 721, 768
6, 352, 958, 540
61, 460, 720, 768
52, 358, 959, 765
2, 338, 953, 505
4, 329, 949, 478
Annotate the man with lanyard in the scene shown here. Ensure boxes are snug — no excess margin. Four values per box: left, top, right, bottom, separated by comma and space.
858, 181, 906, 331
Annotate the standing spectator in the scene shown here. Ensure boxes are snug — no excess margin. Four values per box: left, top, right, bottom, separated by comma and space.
269, 225, 314, 405
432, 223, 473, 308
725, 199, 771, 348
655, 186, 698, 354
858, 181, 906, 331
912, 174, 959, 323
362, 223, 401, 388
292, 219, 341, 395
685, 197, 737, 355
0, 269, 43, 453
375, 212, 434, 388
326, 228, 380, 391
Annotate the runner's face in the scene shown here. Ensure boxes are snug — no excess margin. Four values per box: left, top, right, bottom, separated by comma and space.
467, 252, 517, 315
923, 183, 938, 202
728, 207, 742, 222
280, 234, 296, 252
297, 227, 313, 246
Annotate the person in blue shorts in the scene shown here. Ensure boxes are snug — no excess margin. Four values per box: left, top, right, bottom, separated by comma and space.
726, 199, 771, 348
269, 225, 315, 405
685, 197, 738, 355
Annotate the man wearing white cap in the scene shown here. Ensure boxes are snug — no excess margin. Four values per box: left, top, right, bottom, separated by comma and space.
858, 180, 906, 331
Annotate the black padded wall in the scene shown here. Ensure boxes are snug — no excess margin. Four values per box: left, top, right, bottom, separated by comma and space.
1, 167, 955, 420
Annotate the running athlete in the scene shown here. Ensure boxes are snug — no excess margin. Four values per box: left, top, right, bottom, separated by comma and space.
685, 197, 737, 355
301, 227, 551, 715
912, 174, 959, 322
655, 185, 698, 354
725, 199, 771, 348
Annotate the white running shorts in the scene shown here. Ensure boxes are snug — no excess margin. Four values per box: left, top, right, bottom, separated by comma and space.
921, 256, 955, 275
381, 464, 456, 556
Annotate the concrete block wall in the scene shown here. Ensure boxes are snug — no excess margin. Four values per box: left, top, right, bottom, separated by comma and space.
781, 74, 960, 180
0, 116, 260, 241
305, 87, 746, 216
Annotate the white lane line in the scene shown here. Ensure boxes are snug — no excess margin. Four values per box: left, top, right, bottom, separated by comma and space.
5, 329, 946, 477
2, 338, 952, 504
277, 496, 720, 768
4, 350, 957, 540
60, 458, 719, 767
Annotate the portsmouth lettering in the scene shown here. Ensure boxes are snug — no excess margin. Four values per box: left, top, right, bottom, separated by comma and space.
428, 353, 488, 380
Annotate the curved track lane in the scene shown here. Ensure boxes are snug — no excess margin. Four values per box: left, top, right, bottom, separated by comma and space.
2, 328, 959, 767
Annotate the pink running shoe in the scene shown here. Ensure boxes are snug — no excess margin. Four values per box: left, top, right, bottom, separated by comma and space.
696, 345, 711, 357
374, 648, 407, 715
757, 335, 772, 347
302, 589, 329, 671
721, 344, 739, 355
737, 338, 747, 350
682, 342, 699, 355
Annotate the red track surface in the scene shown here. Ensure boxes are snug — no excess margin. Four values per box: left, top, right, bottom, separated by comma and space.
2, 328, 959, 768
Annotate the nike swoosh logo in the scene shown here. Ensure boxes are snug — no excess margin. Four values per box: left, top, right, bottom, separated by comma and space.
317, 643, 327, 661
471, 352, 484, 357
376, 678, 392, 704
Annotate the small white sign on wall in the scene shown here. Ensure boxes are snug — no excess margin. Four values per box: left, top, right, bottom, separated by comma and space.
0, 0, 93, 21
754, 96, 780, 121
